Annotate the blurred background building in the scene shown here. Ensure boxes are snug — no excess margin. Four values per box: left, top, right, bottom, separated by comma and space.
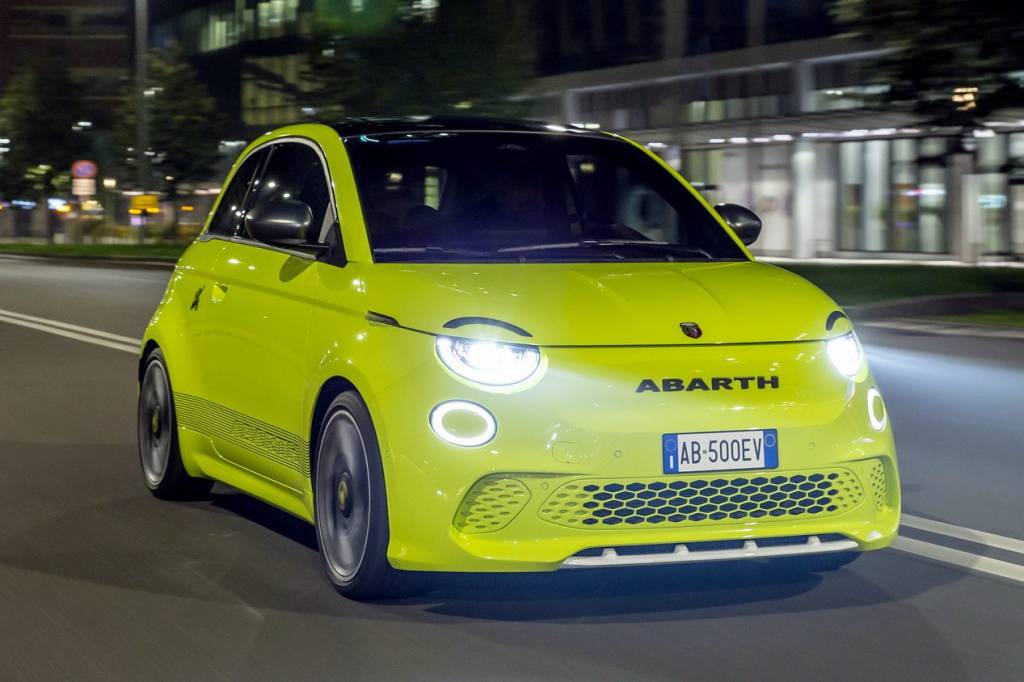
150, 0, 315, 128
1, 0, 1022, 262
0, 0, 131, 128
526, 1, 1024, 261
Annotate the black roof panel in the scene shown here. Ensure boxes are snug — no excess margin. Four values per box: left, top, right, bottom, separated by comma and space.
329, 116, 606, 139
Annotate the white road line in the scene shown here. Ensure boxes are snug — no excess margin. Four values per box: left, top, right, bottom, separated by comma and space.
0, 307, 141, 345
0, 314, 139, 354
902, 514, 1024, 556
892, 536, 1024, 585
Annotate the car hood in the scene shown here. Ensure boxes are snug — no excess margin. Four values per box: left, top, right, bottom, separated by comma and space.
362, 261, 846, 346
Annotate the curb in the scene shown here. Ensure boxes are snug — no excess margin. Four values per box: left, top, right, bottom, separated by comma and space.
0, 252, 176, 271
859, 318, 1024, 341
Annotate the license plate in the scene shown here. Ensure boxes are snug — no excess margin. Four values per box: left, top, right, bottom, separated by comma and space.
662, 429, 779, 474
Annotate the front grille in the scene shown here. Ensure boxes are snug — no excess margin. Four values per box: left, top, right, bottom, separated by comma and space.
869, 460, 887, 510
453, 476, 531, 533
538, 468, 864, 529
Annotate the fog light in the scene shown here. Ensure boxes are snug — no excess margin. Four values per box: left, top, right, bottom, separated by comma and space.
867, 387, 887, 430
429, 400, 496, 447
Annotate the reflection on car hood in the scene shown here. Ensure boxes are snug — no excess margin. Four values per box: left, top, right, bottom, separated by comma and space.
362, 261, 845, 346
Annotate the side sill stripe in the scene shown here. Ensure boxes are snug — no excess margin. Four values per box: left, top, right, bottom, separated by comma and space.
175, 393, 309, 477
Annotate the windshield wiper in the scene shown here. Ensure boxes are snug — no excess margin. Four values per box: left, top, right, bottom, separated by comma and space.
497, 240, 713, 261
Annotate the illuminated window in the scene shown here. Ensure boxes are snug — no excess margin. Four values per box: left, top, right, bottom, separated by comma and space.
424, 167, 444, 209
409, 0, 439, 20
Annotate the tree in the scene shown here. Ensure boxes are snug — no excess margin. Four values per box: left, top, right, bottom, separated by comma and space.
300, 0, 535, 119
115, 45, 225, 235
0, 54, 86, 207
831, 0, 1024, 129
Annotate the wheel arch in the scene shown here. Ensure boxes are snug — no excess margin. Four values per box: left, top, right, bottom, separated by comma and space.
308, 376, 361, 476
138, 339, 160, 382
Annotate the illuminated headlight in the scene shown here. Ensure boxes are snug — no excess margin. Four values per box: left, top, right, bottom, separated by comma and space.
435, 336, 541, 386
826, 333, 863, 378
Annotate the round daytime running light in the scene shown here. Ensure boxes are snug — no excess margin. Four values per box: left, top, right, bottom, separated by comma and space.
826, 333, 863, 378
867, 387, 887, 431
435, 336, 541, 386
429, 400, 497, 447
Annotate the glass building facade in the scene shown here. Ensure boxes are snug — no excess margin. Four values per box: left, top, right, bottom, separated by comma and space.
531, 0, 1024, 261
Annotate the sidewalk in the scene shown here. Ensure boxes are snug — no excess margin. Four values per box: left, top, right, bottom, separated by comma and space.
0, 252, 175, 270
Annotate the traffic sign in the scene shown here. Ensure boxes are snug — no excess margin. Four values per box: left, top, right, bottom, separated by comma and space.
72, 178, 96, 197
129, 194, 161, 215
71, 160, 98, 179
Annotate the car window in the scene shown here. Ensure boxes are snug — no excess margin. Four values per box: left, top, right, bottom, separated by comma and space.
208, 148, 268, 237
246, 142, 332, 243
568, 154, 682, 244
345, 132, 747, 263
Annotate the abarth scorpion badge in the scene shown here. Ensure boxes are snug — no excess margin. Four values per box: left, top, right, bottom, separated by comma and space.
680, 322, 702, 339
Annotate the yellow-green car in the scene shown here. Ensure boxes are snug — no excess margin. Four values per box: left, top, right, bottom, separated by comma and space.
138, 118, 899, 599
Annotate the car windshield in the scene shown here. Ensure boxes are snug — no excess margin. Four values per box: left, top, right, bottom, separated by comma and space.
345, 131, 747, 263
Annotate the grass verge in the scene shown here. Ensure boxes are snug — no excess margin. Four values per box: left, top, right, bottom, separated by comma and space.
780, 264, 1024, 306
0, 242, 188, 261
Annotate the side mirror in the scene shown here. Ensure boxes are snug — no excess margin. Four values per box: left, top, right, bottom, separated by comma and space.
715, 203, 762, 246
245, 199, 328, 252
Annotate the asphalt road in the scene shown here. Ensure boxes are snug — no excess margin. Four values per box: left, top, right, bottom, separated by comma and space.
1, 257, 1023, 681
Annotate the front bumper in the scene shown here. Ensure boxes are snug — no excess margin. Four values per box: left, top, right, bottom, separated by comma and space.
368, 334, 900, 572
384, 459, 898, 572
430, 456, 898, 571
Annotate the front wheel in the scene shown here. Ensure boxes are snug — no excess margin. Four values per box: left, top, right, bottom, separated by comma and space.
313, 391, 410, 600
137, 349, 213, 500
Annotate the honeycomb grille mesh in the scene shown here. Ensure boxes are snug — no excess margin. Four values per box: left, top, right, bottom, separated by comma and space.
454, 477, 531, 533
869, 460, 887, 510
539, 469, 864, 529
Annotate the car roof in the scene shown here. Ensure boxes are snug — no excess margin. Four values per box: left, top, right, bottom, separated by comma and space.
328, 116, 608, 139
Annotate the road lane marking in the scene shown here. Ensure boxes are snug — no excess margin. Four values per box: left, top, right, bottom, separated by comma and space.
0, 307, 141, 345
0, 313, 139, 354
892, 536, 1024, 585
902, 514, 1024, 556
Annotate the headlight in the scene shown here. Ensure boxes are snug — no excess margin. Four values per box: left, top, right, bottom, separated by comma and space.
435, 336, 541, 386
826, 333, 863, 378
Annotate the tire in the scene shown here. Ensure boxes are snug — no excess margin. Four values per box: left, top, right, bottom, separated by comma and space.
137, 349, 213, 500
313, 391, 411, 600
